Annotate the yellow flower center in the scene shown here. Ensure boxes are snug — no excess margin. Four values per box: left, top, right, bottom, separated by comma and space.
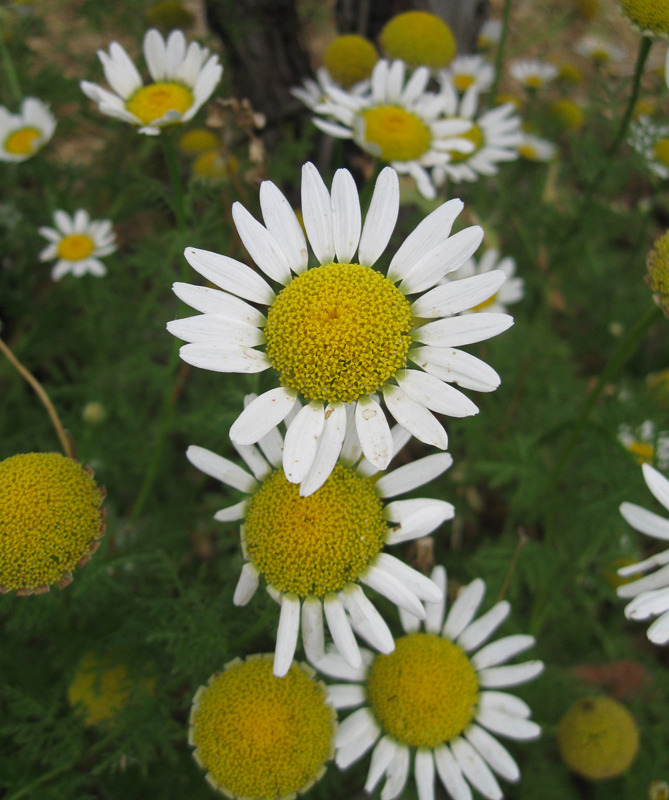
558, 64, 583, 85
523, 75, 544, 88
190, 658, 334, 799
518, 143, 539, 160
192, 149, 234, 181
57, 234, 96, 261
379, 11, 457, 68
591, 48, 611, 62
626, 439, 655, 464
126, 82, 193, 125
366, 633, 479, 748
654, 139, 669, 168
550, 99, 584, 131
619, 0, 669, 34
0, 453, 104, 592
448, 123, 484, 164
557, 696, 639, 780
145, 0, 195, 29
323, 35, 379, 88
4, 126, 41, 156
453, 73, 476, 92
647, 230, 669, 316
265, 262, 413, 403
359, 106, 432, 162
178, 127, 219, 155
244, 465, 386, 597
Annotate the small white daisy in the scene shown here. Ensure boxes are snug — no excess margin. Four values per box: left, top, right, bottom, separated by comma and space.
39, 210, 117, 280
510, 59, 558, 89
618, 420, 669, 469
0, 97, 56, 162
630, 116, 669, 180
477, 19, 503, 49
443, 55, 494, 94
187, 406, 454, 677
517, 133, 557, 162
574, 36, 625, 64
316, 567, 544, 800
446, 248, 524, 314
305, 58, 478, 199
291, 66, 369, 110
618, 464, 669, 645
80, 28, 222, 136
431, 79, 523, 185
168, 162, 513, 487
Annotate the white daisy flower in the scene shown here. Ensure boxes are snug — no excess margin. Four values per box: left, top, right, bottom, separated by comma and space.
187, 407, 454, 677
517, 133, 557, 162
0, 97, 56, 162
443, 55, 494, 94
618, 464, 669, 645
574, 36, 625, 64
477, 19, 503, 49
168, 162, 513, 487
431, 80, 523, 184
510, 59, 558, 89
305, 58, 478, 199
315, 567, 544, 800
39, 209, 117, 280
80, 28, 222, 136
446, 248, 524, 314
291, 66, 369, 111
618, 420, 669, 469
630, 116, 669, 180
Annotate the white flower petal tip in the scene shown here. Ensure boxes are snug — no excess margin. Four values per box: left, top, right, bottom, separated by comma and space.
355, 396, 393, 470
324, 593, 362, 668
282, 401, 325, 484
273, 593, 301, 677
229, 388, 297, 445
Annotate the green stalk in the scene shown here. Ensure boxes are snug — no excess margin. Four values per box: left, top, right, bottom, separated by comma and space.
0, 21, 22, 103
490, 0, 512, 104
161, 132, 187, 235
607, 35, 652, 160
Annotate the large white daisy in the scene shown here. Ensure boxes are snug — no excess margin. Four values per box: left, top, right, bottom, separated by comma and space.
316, 567, 544, 800
618, 463, 669, 645
446, 248, 523, 315
39, 209, 117, 280
0, 97, 56, 162
168, 162, 513, 488
187, 404, 454, 677
80, 29, 222, 136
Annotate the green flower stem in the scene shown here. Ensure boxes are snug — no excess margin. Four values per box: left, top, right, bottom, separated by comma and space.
161, 132, 187, 236
490, 0, 512, 104
607, 35, 652, 160
0, 22, 22, 103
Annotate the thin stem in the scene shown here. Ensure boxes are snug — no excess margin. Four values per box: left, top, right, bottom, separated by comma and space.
607, 35, 652, 160
0, 338, 74, 458
5, 761, 73, 800
0, 21, 22, 103
161, 132, 187, 234
490, 0, 512, 103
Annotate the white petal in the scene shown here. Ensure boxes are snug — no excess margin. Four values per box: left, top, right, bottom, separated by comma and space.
625, 587, 669, 618
233, 562, 260, 606
255, 412, 284, 468
360, 564, 426, 619
72, 209, 89, 232
620, 502, 669, 540
472, 635, 536, 670
386, 60, 405, 103
443, 578, 486, 640
383, 383, 448, 450
413, 313, 514, 348
324, 593, 362, 668
399, 605, 422, 633
214, 500, 248, 522
426, 565, 447, 633
478, 660, 545, 688
302, 596, 325, 663
327, 683, 366, 709
643, 462, 669, 511
314, 649, 369, 682
99, 42, 143, 99
373, 553, 443, 602
336, 706, 379, 755
232, 202, 292, 285
416, 748, 436, 800
457, 602, 511, 651
618, 564, 669, 598
54, 209, 73, 234
434, 745, 473, 800
167, 315, 264, 347
400, 226, 484, 295
331, 168, 361, 263
647, 609, 669, 643
184, 247, 276, 305
179, 343, 269, 373
283, 401, 325, 484
411, 271, 506, 318
301, 161, 334, 264
385, 498, 455, 544
299, 403, 346, 496
231, 442, 271, 481
466, 724, 520, 782
365, 736, 397, 793
341, 583, 395, 654
186, 445, 257, 493
358, 167, 399, 267
396, 369, 479, 417
273, 593, 301, 677
476, 708, 542, 741
376, 453, 453, 498
164, 29, 187, 79
451, 737, 503, 800
357, 423, 412, 477
478, 691, 532, 719
230, 387, 297, 445
410, 347, 501, 392
381, 743, 410, 800
259, 180, 309, 275
143, 29, 167, 81
355, 395, 393, 470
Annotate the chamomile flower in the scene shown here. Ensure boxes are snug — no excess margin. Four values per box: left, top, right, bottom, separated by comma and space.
80, 28, 222, 135
323, 35, 379, 88
168, 162, 513, 484
647, 229, 669, 316
306, 59, 477, 198
574, 35, 625, 64
446, 249, 524, 314
618, 420, 669, 468
187, 410, 454, 676
618, 464, 669, 644
291, 67, 369, 111
316, 568, 543, 800
444, 55, 495, 93
0, 97, 56, 162
517, 133, 557, 162
39, 209, 117, 280
477, 19, 503, 49
618, 0, 669, 37
510, 59, 558, 89
379, 11, 457, 69
630, 116, 669, 179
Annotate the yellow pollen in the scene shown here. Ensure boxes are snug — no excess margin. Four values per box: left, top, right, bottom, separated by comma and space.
244, 465, 386, 597
192, 149, 236, 182
647, 230, 669, 316
550, 99, 584, 131
179, 127, 219, 155
619, 0, 669, 35
265, 262, 413, 403
0, 453, 104, 592
190, 658, 334, 799
453, 73, 476, 92
448, 123, 484, 164
126, 82, 193, 125
359, 105, 432, 162
654, 139, 669, 169
379, 11, 457, 69
4, 126, 41, 156
523, 75, 544, 88
517, 144, 539, 160
366, 633, 479, 748
57, 234, 96, 262
323, 35, 379, 88
626, 440, 655, 464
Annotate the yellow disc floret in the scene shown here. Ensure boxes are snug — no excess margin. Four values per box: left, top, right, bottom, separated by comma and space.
448, 123, 484, 164
366, 633, 479, 748
0, 453, 104, 593
550, 99, 584, 131
244, 465, 386, 597
557, 696, 639, 780
379, 11, 457, 69
145, 0, 195, 30
4, 127, 41, 156
265, 262, 412, 403
190, 657, 334, 799
619, 0, 669, 35
655, 139, 669, 169
179, 128, 219, 155
647, 230, 669, 316
126, 82, 193, 125
453, 73, 476, 92
57, 234, 96, 261
323, 35, 379, 88
359, 106, 432, 162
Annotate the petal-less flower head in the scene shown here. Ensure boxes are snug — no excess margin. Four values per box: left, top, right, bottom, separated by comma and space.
168, 162, 513, 487
178, 127, 219, 155
0, 97, 56, 162
39, 209, 117, 280
510, 59, 558, 89
380, 11, 457, 69
647, 229, 669, 316
445, 248, 524, 314
80, 28, 223, 135
549, 98, 584, 131
517, 133, 557, 162
315, 567, 544, 800
0, 453, 106, 595
618, 420, 669, 468
323, 34, 379, 88
617, 463, 669, 644
618, 0, 669, 36
574, 35, 625, 64
305, 60, 478, 199
189, 655, 337, 798
187, 410, 454, 676
630, 116, 669, 179
443, 55, 495, 93
477, 19, 503, 49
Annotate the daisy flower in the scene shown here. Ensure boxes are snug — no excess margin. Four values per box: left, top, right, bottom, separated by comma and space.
316, 567, 544, 800
574, 36, 625, 64
617, 463, 669, 644
630, 116, 669, 179
306, 59, 477, 199
291, 67, 369, 111
80, 28, 222, 135
378, 11, 456, 70
431, 80, 523, 184
187, 407, 454, 676
477, 19, 503, 49
618, 420, 669, 468
168, 162, 513, 486
0, 97, 56, 162
510, 59, 558, 89
517, 133, 557, 162
446, 248, 524, 314
443, 55, 494, 93
39, 209, 117, 280
322, 34, 379, 88
618, 0, 669, 37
